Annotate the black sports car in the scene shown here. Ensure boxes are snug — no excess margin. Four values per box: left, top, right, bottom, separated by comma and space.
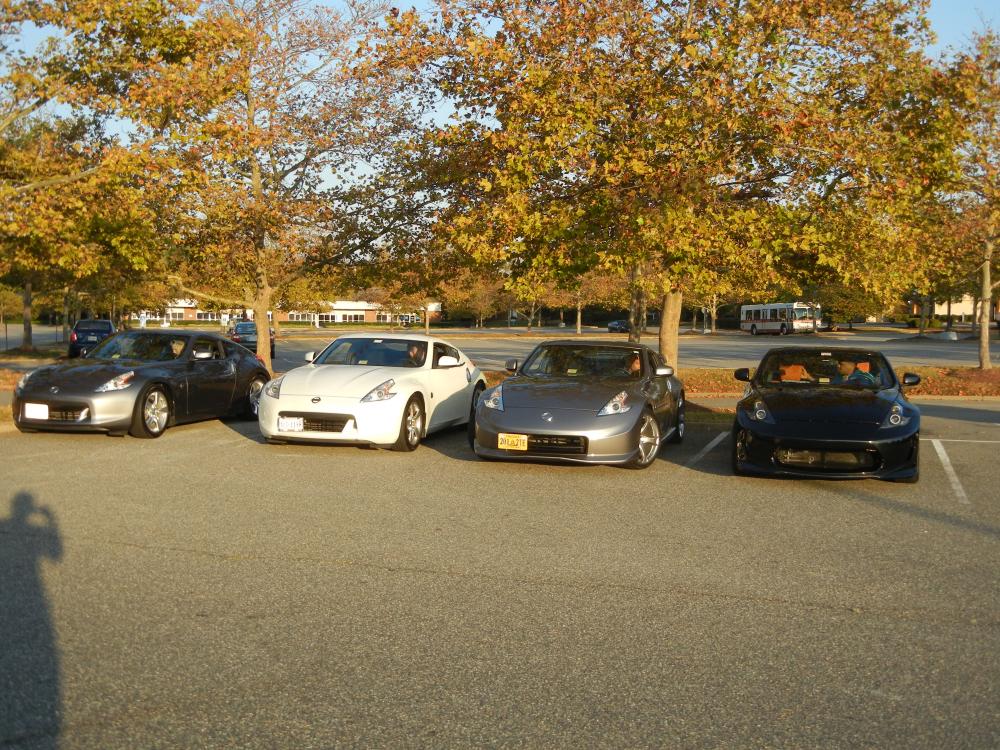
473, 340, 685, 468
13, 330, 271, 438
731, 347, 921, 482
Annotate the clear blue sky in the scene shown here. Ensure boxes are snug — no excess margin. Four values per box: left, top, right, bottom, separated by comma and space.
926, 0, 998, 55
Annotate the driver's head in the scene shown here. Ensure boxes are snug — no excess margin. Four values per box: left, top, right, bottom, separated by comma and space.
837, 359, 855, 376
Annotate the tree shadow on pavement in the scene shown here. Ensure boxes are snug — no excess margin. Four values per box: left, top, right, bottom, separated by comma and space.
0, 491, 63, 749
916, 402, 1000, 426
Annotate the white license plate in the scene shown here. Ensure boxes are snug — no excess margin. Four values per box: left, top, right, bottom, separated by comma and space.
278, 416, 304, 432
86, 335, 98, 341
498, 432, 528, 451
24, 403, 49, 420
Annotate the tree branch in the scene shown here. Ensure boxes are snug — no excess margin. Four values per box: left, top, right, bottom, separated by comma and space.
167, 275, 249, 307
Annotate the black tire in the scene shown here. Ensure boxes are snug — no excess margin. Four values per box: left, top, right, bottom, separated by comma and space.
750, 325, 757, 336
244, 375, 267, 418
891, 469, 920, 484
130, 385, 171, 438
779, 323, 788, 335
668, 394, 685, 443
392, 395, 424, 452
891, 443, 920, 483
467, 382, 485, 448
731, 428, 747, 476
625, 409, 660, 469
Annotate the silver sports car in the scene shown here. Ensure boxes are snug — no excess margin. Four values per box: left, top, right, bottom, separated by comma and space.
13, 330, 271, 438
473, 340, 685, 468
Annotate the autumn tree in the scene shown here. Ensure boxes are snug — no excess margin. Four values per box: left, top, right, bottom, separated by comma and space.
384, 0, 948, 367
165, 0, 424, 370
946, 32, 1000, 368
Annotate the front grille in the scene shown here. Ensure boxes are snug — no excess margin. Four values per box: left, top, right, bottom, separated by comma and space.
279, 411, 352, 433
526, 435, 588, 455
24, 403, 89, 422
774, 447, 880, 471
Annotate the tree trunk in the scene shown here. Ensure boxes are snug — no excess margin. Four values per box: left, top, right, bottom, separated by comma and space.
972, 298, 979, 335
710, 296, 718, 333
658, 288, 683, 369
918, 296, 928, 336
22, 281, 33, 350
424, 306, 430, 335
979, 241, 993, 370
252, 289, 273, 372
627, 271, 643, 343
576, 300, 582, 335
946, 298, 953, 330
61, 288, 70, 342
691, 307, 698, 332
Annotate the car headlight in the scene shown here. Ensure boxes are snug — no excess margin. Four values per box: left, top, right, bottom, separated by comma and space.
747, 399, 775, 423
361, 379, 396, 402
15, 370, 36, 393
598, 390, 631, 416
95, 371, 135, 392
483, 384, 504, 411
264, 377, 283, 399
880, 402, 912, 429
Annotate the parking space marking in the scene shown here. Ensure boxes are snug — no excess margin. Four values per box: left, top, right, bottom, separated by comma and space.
685, 431, 729, 467
931, 439, 970, 505
920, 438, 1000, 444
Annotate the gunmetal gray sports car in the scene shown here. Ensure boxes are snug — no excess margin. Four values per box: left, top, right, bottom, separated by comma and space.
731, 347, 921, 481
473, 340, 685, 468
13, 330, 271, 438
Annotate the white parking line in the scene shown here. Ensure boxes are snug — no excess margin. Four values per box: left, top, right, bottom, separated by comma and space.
920, 438, 1000, 444
931, 439, 970, 505
686, 431, 728, 467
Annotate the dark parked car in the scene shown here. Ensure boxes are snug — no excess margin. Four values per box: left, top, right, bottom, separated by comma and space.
731, 347, 920, 482
14, 330, 271, 438
607, 320, 630, 333
473, 340, 685, 469
230, 321, 275, 358
69, 319, 116, 358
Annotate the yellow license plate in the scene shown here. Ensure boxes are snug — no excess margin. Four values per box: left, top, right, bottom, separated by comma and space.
498, 433, 528, 451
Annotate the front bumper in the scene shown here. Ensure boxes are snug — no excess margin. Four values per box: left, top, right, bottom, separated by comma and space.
731, 417, 919, 480
12, 387, 136, 433
258, 392, 403, 445
474, 405, 642, 465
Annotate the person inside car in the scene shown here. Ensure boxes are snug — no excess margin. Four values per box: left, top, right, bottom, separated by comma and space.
406, 342, 425, 367
834, 358, 877, 385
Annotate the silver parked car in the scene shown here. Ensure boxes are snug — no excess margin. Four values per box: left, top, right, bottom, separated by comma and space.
472, 340, 685, 469
13, 330, 271, 438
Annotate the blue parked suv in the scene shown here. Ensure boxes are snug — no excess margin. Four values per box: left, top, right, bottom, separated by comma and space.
69, 319, 116, 358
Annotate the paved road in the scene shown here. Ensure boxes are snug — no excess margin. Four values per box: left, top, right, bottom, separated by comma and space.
275, 329, 1000, 372
7, 324, 999, 371
1, 402, 998, 748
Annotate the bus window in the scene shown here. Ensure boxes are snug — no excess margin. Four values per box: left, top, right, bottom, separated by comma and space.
779, 308, 787, 320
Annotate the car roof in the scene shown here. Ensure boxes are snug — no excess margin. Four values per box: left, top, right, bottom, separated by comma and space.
332, 332, 455, 345
761, 346, 885, 357
537, 339, 650, 350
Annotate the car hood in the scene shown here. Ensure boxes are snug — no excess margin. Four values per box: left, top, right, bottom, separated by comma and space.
279, 364, 409, 399
502, 376, 637, 412
754, 386, 897, 425
22, 359, 148, 392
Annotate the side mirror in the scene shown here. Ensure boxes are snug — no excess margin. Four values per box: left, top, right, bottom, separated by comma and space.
505, 358, 518, 373
304, 351, 315, 363
655, 366, 674, 377
734, 367, 751, 382
437, 355, 460, 368
902, 373, 921, 387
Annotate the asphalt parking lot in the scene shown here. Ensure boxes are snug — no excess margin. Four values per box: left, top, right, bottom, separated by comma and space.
1, 399, 998, 748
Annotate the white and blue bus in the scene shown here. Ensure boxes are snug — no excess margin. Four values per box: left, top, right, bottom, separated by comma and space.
739, 302, 819, 335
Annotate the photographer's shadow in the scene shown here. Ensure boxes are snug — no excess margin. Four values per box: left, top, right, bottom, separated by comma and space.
0, 492, 63, 749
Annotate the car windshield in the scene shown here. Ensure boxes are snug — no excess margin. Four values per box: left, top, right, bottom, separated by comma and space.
88, 332, 188, 362
755, 350, 893, 389
75, 320, 112, 331
521, 344, 643, 378
314, 338, 427, 368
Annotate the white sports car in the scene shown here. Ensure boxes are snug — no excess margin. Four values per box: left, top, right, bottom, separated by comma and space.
258, 333, 486, 450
